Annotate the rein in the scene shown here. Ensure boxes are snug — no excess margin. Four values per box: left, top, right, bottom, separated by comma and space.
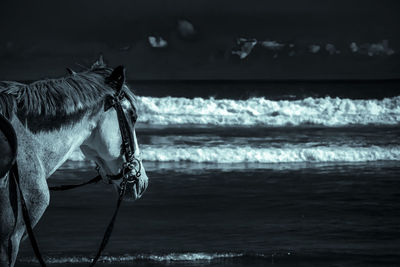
10, 66, 141, 267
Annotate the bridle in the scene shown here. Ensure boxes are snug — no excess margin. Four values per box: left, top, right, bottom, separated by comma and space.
100, 66, 142, 195
9, 65, 142, 267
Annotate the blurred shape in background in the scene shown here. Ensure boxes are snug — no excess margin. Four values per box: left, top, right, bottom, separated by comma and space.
148, 36, 168, 48
177, 20, 197, 41
232, 38, 257, 59
350, 40, 394, 56
261, 40, 285, 51
309, 44, 321, 53
325, 43, 340, 55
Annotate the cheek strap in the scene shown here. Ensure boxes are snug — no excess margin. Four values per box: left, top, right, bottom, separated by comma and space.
102, 94, 141, 187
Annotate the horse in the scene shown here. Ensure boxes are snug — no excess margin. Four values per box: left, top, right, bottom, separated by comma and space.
0, 56, 149, 267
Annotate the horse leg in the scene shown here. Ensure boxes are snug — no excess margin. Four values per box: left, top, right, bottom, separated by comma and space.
0, 173, 49, 267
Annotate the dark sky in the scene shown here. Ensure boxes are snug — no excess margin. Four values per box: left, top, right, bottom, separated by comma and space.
0, 0, 399, 80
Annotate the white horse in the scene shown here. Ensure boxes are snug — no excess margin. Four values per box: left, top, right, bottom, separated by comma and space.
0, 57, 148, 266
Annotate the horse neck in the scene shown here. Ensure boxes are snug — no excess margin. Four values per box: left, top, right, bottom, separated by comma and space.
12, 113, 100, 178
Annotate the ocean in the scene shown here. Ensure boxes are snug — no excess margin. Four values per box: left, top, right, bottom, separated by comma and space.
17, 82, 400, 266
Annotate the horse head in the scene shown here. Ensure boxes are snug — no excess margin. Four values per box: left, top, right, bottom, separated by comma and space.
80, 57, 148, 201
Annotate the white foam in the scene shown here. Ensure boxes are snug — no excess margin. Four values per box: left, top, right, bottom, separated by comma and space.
136, 96, 400, 127
69, 145, 400, 163
141, 145, 400, 163
69, 149, 85, 161
23, 252, 243, 264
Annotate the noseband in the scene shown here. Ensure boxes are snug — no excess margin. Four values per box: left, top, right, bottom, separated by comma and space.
102, 88, 141, 195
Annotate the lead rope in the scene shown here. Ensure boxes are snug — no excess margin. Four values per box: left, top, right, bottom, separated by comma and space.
11, 163, 47, 267
49, 175, 102, 191
89, 181, 127, 266
14, 169, 129, 267
12, 164, 126, 267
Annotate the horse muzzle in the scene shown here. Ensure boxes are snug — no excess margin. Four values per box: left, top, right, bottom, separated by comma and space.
121, 168, 148, 201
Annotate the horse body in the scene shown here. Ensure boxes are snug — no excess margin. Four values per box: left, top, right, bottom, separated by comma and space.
0, 58, 148, 266
1, 115, 51, 266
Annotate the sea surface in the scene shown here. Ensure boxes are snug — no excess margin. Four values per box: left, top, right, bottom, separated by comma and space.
18, 82, 400, 266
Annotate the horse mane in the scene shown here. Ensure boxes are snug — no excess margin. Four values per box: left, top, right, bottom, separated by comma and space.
0, 60, 136, 132
0, 84, 16, 119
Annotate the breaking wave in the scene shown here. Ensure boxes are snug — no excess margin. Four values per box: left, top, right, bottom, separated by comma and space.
68, 95, 400, 164
21, 251, 395, 265
22, 252, 245, 264
142, 145, 400, 163
136, 96, 400, 127
70, 145, 400, 163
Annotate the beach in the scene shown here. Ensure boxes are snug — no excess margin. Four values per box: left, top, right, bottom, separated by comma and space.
17, 83, 400, 267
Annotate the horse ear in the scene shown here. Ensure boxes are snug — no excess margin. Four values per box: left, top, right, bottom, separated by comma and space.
66, 68, 76, 75
91, 54, 106, 69
98, 54, 104, 65
106, 65, 126, 92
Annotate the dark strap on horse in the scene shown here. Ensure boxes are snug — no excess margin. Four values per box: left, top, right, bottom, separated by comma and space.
48, 175, 102, 191
114, 102, 135, 160
89, 183, 126, 266
13, 168, 125, 267
11, 163, 47, 267
49, 174, 126, 266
